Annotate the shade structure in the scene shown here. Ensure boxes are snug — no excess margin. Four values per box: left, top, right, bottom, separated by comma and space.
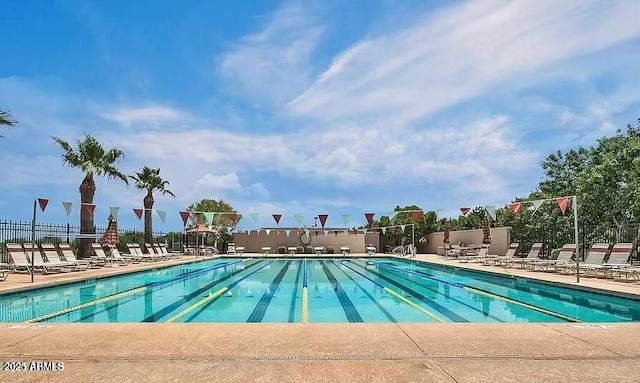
187, 224, 218, 255
100, 215, 119, 246
482, 214, 492, 244
443, 220, 451, 244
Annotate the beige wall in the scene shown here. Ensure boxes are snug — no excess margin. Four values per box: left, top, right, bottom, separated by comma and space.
423, 227, 511, 256
233, 229, 379, 253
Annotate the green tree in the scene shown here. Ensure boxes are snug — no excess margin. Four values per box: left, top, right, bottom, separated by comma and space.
129, 167, 175, 243
52, 134, 128, 257
372, 205, 439, 249
0, 110, 16, 137
186, 199, 241, 250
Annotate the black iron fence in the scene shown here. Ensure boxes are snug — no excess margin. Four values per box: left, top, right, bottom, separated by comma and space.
0, 219, 169, 263
513, 223, 640, 262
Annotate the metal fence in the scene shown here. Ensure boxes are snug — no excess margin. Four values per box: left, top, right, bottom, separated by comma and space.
0, 220, 168, 263
513, 223, 639, 262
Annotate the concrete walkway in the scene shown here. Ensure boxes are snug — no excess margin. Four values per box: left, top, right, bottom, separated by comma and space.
1, 322, 639, 383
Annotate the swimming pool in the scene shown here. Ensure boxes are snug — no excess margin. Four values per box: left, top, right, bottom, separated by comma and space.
1, 257, 638, 323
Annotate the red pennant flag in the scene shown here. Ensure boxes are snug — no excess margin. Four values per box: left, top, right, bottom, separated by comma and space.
276, 230, 281, 236
411, 210, 423, 222
133, 208, 143, 220
84, 204, 96, 215
318, 214, 328, 228
272, 214, 282, 224
556, 197, 568, 215
227, 213, 238, 225
37, 198, 49, 212
510, 203, 522, 214
364, 213, 375, 227
460, 207, 470, 216
179, 211, 190, 226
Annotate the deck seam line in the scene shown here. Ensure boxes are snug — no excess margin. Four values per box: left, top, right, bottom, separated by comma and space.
541, 323, 624, 357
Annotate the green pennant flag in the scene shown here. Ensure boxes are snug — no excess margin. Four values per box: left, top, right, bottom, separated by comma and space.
389, 211, 399, 222
156, 210, 167, 223
203, 212, 215, 225
109, 206, 120, 220
295, 213, 305, 228
249, 212, 260, 223
62, 201, 73, 217
341, 214, 350, 226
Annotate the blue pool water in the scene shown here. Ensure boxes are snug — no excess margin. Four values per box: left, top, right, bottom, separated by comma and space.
1, 257, 638, 323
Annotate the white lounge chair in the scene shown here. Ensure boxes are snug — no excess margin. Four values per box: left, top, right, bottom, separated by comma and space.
486, 243, 519, 265
91, 243, 124, 266
130, 243, 160, 261
0, 263, 9, 281
340, 246, 350, 256
24, 243, 65, 273
504, 243, 543, 268
527, 244, 576, 271
314, 246, 325, 255
41, 243, 88, 271
459, 245, 490, 263
591, 243, 634, 278
288, 247, 298, 256
235, 246, 245, 255
556, 243, 609, 276
109, 246, 141, 263
145, 243, 167, 260
58, 243, 101, 268
366, 245, 376, 256
261, 247, 271, 255
5, 243, 37, 273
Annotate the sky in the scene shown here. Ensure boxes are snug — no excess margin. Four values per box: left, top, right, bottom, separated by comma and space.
1, 0, 639, 233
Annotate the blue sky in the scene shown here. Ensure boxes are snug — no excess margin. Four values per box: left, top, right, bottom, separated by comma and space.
1, 0, 639, 232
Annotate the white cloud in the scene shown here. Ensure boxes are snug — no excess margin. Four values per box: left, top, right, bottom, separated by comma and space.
98, 106, 189, 125
216, 2, 324, 106
287, 0, 640, 124
194, 172, 270, 200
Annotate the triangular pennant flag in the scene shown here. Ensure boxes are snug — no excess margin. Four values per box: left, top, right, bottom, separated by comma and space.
295, 214, 305, 228
509, 203, 522, 214
556, 197, 568, 215
179, 211, 190, 226
37, 198, 49, 212
203, 212, 215, 225
343, 229, 348, 235
381, 227, 387, 234
530, 200, 544, 216
109, 206, 120, 220
62, 201, 73, 217
389, 211, 399, 222
364, 213, 375, 227
318, 214, 328, 228
362, 228, 368, 234
460, 207, 471, 216
133, 208, 143, 220
341, 214, 350, 226
255, 229, 261, 234
285, 230, 291, 237
156, 209, 167, 223
85, 204, 96, 215
323, 230, 328, 237
334, 230, 339, 236
249, 213, 260, 223
411, 210, 422, 222
304, 228, 309, 236
276, 230, 281, 236
227, 213, 238, 225
265, 229, 271, 235
272, 214, 282, 224
400, 224, 406, 232
484, 206, 496, 220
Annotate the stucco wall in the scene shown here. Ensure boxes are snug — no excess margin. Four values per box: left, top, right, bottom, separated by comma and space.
424, 226, 511, 256
233, 228, 379, 253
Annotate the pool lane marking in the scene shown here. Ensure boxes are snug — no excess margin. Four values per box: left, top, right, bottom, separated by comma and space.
166, 259, 277, 323
301, 259, 309, 324
332, 260, 396, 322
24, 259, 250, 323
247, 261, 292, 322
320, 261, 362, 322
337, 260, 443, 322
373, 261, 581, 323
351, 259, 463, 322
288, 260, 303, 323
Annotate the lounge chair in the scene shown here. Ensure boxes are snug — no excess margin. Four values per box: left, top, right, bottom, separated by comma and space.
41, 243, 88, 271
485, 243, 519, 265
261, 247, 271, 255
58, 243, 102, 268
235, 246, 245, 255
459, 245, 490, 263
526, 244, 576, 271
23, 243, 65, 273
288, 247, 298, 256
503, 243, 543, 268
314, 246, 325, 255
155, 243, 179, 259
0, 263, 9, 281
340, 246, 350, 256
556, 243, 609, 276
591, 243, 633, 278
129, 243, 160, 261
6, 243, 37, 273
143, 243, 166, 260
90, 243, 124, 266
109, 246, 141, 263
366, 245, 376, 256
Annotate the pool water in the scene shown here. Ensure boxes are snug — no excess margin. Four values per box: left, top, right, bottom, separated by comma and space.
1, 257, 638, 323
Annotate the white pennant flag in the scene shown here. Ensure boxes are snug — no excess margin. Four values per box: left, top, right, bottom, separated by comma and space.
285, 230, 291, 237
323, 230, 328, 236
531, 199, 544, 215
400, 225, 406, 232
265, 229, 271, 235
381, 227, 387, 234
484, 206, 496, 220
343, 229, 348, 235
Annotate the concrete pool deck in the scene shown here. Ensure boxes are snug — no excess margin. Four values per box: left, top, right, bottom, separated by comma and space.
1, 253, 640, 382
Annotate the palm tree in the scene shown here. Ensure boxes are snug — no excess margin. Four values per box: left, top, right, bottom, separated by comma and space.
52, 134, 128, 257
0, 110, 16, 137
129, 167, 175, 243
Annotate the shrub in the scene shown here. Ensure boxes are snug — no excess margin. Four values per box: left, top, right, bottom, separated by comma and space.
326, 246, 335, 254
277, 246, 286, 254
